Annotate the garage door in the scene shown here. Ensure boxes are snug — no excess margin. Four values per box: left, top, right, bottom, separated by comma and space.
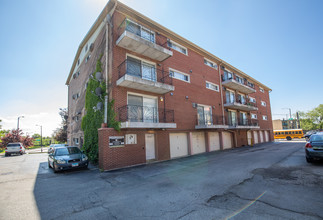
253, 131, 259, 144
170, 133, 188, 158
223, 132, 233, 149
259, 131, 264, 143
247, 131, 252, 146
209, 132, 220, 151
191, 132, 206, 155
265, 131, 269, 142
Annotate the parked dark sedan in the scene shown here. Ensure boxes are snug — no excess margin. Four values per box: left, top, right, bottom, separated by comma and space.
305, 133, 323, 163
48, 146, 88, 172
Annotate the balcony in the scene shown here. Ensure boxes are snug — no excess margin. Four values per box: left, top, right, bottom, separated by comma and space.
224, 98, 258, 111
228, 119, 260, 129
116, 59, 174, 94
116, 18, 173, 61
195, 114, 229, 129
118, 105, 176, 129
222, 75, 256, 94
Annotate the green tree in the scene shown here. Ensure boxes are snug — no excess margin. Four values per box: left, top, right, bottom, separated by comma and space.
307, 104, 323, 129
299, 104, 323, 130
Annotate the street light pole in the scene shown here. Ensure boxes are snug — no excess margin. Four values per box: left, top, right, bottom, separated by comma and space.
17, 116, 24, 130
282, 108, 292, 119
36, 124, 43, 153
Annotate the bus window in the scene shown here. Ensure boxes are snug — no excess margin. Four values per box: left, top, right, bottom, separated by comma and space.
296, 131, 299, 134
275, 132, 277, 135
278, 132, 281, 135
289, 132, 291, 134
285, 132, 288, 134
292, 131, 295, 134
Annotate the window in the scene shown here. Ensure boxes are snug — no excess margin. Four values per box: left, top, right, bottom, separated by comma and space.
77, 59, 80, 66
73, 138, 79, 145
251, 114, 257, 119
72, 93, 80, 100
228, 110, 237, 126
197, 105, 212, 125
127, 93, 158, 123
235, 75, 244, 84
85, 44, 88, 52
169, 69, 190, 82
262, 115, 267, 120
167, 40, 187, 55
223, 70, 233, 81
259, 87, 264, 93
275, 132, 277, 135
247, 81, 255, 88
225, 90, 235, 103
206, 81, 219, 92
237, 94, 246, 104
85, 54, 91, 63
126, 56, 156, 81
204, 59, 218, 69
249, 97, 256, 103
73, 71, 80, 79
261, 101, 266, 106
125, 19, 155, 43
74, 116, 79, 122
285, 132, 288, 135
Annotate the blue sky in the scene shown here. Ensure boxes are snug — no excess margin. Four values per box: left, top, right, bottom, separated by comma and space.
0, 0, 322, 136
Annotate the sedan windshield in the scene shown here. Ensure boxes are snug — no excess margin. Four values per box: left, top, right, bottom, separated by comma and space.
55, 147, 81, 156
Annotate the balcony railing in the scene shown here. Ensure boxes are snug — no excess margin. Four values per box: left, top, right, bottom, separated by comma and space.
222, 71, 256, 94
238, 119, 259, 127
118, 59, 172, 85
224, 97, 258, 111
116, 18, 172, 61
197, 114, 226, 126
195, 114, 229, 129
118, 105, 174, 123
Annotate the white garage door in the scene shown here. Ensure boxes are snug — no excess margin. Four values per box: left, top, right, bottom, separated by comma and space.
247, 131, 252, 146
265, 131, 269, 142
191, 132, 206, 155
223, 132, 233, 149
209, 132, 220, 151
170, 133, 188, 158
253, 131, 259, 144
259, 131, 264, 143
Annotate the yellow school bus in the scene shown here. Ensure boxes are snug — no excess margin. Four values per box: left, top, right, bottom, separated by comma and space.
274, 129, 303, 140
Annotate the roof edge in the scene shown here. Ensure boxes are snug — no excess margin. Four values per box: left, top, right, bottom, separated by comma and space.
65, 0, 117, 85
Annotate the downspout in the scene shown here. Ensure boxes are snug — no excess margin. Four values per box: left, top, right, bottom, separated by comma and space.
104, 2, 117, 124
218, 62, 225, 124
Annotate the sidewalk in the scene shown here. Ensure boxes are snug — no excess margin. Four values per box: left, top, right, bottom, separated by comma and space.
26, 147, 49, 154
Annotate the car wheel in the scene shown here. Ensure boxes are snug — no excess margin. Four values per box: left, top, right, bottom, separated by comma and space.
286, 136, 292, 141
306, 157, 313, 163
5, 153, 8, 157
48, 161, 51, 168
53, 162, 58, 173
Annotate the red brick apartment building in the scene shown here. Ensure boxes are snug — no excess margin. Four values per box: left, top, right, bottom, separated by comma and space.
66, 0, 273, 171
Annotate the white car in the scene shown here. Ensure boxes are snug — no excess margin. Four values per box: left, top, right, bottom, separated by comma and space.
5, 143, 26, 156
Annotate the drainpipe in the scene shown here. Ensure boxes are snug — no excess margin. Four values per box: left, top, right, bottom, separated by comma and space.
218, 62, 225, 124
104, 3, 117, 124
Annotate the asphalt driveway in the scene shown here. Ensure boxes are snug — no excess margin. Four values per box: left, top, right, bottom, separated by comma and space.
0, 141, 322, 220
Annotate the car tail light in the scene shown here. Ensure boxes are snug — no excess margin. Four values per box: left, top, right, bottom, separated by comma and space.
5, 147, 7, 150
20, 146, 22, 149
305, 143, 312, 148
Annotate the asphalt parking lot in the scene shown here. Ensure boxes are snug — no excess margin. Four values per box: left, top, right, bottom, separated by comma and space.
0, 141, 322, 220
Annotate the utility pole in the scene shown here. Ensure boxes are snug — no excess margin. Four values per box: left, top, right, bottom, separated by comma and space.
36, 124, 43, 153
17, 116, 24, 130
